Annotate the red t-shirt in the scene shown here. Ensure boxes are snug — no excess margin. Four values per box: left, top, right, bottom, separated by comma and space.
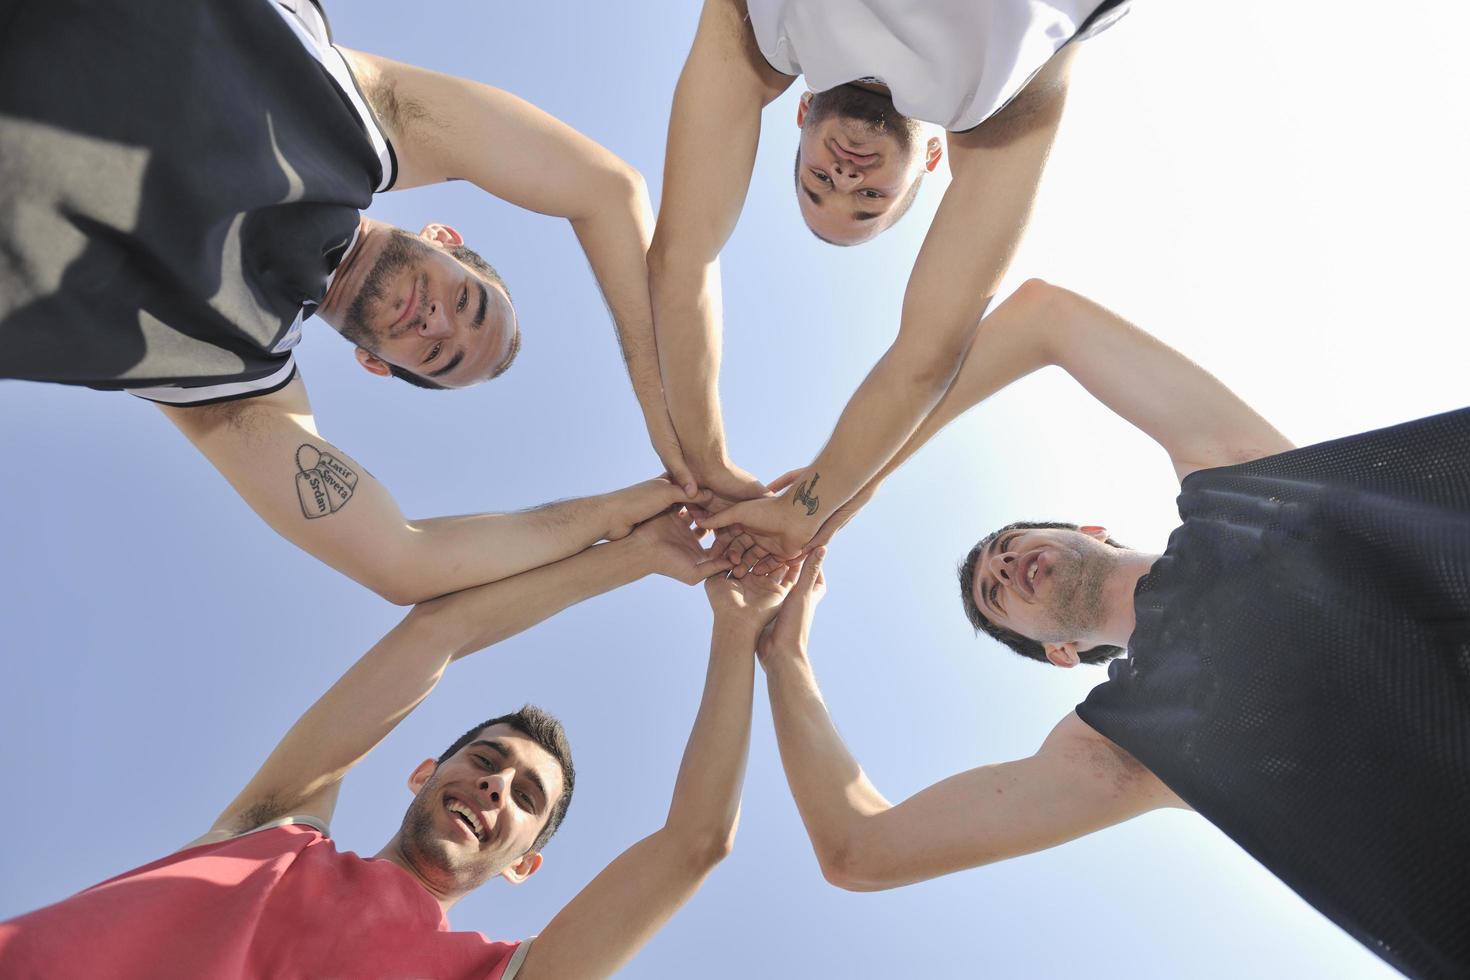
0, 819, 529, 980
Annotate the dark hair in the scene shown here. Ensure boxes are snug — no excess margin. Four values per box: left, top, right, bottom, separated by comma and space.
793, 148, 924, 246
957, 520, 1127, 666
388, 243, 512, 390
437, 704, 575, 854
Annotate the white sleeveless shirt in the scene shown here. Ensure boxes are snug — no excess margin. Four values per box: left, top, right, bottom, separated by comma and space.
746, 0, 1127, 132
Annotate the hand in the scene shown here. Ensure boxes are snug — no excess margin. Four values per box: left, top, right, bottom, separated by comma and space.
704, 559, 802, 632
757, 547, 828, 665
606, 478, 711, 541
747, 473, 872, 577
688, 456, 770, 503
628, 508, 734, 585
645, 410, 699, 497
696, 482, 820, 570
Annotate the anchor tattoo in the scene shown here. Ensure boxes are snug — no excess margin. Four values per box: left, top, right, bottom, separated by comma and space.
793, 472, 821, 516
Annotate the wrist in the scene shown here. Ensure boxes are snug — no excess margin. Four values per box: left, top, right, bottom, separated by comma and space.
605, 534, 656, 579
712, 615, 762, 645
762, 641, 811, 675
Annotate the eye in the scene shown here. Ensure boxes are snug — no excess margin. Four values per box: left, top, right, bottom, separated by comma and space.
988, 582, 1001, 607
474, 754, 494, 769
426, 342, 443, 363
861, 189, 882, 199
810, 169, 832, 185
456, 285, 468, 313
516, 790, 533, 809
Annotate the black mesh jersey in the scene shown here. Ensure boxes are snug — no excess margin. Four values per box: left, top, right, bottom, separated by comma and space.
0, 0, 396, 405
1077, 407, 1470, 979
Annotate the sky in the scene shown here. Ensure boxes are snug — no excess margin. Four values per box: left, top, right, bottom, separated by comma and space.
2, 2, 1468, 977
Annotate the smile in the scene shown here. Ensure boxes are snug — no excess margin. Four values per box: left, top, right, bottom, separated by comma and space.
445, 796, 486, 842
389, 278, 419, 336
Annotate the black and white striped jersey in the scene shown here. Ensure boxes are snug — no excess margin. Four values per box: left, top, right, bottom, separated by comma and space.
0, 0, 397, 405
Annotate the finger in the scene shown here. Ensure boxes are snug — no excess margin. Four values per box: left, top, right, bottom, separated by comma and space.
794, 546, 826, 593
694, 554, 737, 580
766, 468, 804, 494
697, 502, 751, 531
747, 545, 769, 566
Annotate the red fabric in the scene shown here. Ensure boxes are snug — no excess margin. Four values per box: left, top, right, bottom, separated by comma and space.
0, 824, 523, 979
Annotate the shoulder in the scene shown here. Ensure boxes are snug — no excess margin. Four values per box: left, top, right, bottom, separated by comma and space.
175, 814, 331, 855
156, 373, 314, 441
1043, 711, 1188, 809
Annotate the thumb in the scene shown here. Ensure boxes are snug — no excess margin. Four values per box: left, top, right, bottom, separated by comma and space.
767, 468, 804, 494
793, 546, 826, 595
697, 499, 755, 531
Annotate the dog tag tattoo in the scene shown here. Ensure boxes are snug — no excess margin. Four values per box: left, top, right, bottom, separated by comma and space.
295, 444, 359, 518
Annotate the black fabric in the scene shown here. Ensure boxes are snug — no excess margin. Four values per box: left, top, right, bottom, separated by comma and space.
1078, 407, 1470, 979
0, 0, 380, 392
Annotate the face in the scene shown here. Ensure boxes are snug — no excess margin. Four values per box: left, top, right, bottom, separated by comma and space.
339, 228, 519, 387
969, 526, 1117, 650
396, 724, 565, 892
794, 86, 939, 245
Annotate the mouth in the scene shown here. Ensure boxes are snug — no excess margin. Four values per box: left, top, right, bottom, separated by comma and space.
445, 795, 486, 843
1016, 550, 1045, 599
388, 277, 419, 337
831, 139, 878, 166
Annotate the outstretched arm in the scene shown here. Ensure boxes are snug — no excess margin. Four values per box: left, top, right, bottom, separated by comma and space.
340, 49, 694, 490
516, 559, 800, 979
759, 556, 1180, 891
186, 508, 729, 849
159, 377, 699, 604
699, 51, 1077, 559
750, 279, 1296, 564
646, 0, 794, 500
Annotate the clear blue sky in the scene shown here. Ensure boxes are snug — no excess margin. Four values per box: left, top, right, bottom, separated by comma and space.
3, 3, 1467, 977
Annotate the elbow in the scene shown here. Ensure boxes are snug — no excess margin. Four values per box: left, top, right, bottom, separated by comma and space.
886, 336, 968, 394
366, 575, 425, 607
816, 840, 891, 893
669, 817, 739, 874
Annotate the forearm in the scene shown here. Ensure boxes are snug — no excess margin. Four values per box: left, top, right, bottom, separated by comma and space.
662, 618, 757, 847
648, 248, 729, 465
763, 647, 889, 874
848, 281, 1057, 500
401, 491, 627, 602
569, 174, 672, 432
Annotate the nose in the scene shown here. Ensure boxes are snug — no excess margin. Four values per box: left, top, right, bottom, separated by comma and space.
828, 154, 864, 189
416, 298, 454, 339
987, 550, 1016, 585
478, 771, 512, 808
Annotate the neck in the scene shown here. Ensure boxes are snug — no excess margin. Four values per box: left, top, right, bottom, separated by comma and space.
1095, 551, 1161, 649
373, 835, 463, 914
316, 215, 382, 330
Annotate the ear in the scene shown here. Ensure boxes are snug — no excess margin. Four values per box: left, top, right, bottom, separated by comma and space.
407, 758, 437, 794
354, 347, 392, 378
796, 90, 813, 127
419, 223, 464, 248
500, 850, 543, 885
925, 136, 943, 173
1043, 642, 1081, 669
1079, 525, 1109, 542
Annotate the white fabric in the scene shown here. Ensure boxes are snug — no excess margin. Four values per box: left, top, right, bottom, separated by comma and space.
746, 0, 1113, 131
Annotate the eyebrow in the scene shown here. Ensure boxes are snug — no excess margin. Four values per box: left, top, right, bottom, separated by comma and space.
472, 281, 488, 329
470, 739, 548, 809
427, 349, 465, 379
800, 178, 882, 222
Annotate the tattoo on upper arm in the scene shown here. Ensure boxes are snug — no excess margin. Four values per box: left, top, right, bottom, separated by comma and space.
295, 444, 359, 519
793, 472, 821, 516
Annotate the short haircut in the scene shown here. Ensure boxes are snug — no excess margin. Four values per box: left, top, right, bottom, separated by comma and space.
957, 520, 1127, 666
437, 704, 575, 854
793, 148, 924, 246
388, 243, 512, 390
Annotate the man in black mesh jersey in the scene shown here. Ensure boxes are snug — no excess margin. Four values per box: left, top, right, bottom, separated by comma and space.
753, 280, 1469, 979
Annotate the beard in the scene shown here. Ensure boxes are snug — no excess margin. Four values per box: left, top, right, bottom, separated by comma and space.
395, 771, 506, 894
1032, 543, 1114, 644
338, 228, 430, 351
804, 83, 923, 152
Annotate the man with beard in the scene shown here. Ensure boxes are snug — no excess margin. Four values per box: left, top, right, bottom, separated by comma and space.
0, 0, 693, 603
0, 507, 808, 978
649, 0, 1129, 552
756, 280, 1470, 977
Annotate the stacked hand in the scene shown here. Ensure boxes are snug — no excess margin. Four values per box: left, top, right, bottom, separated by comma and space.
757, 547, 827, 664
704, 553, 807, 631
606, 478, 712, 541
627, 504, 736, 585
695, 469, 827, 576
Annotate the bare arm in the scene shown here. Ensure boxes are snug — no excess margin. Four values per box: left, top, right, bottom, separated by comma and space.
699, 53, 1078, 555
757, 562, 1180, 891
159, 377, 696, 603
185, 510, 727, 849
646, 0, 794, 498
517, 557, 800, 979
340, 49, 694, 488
